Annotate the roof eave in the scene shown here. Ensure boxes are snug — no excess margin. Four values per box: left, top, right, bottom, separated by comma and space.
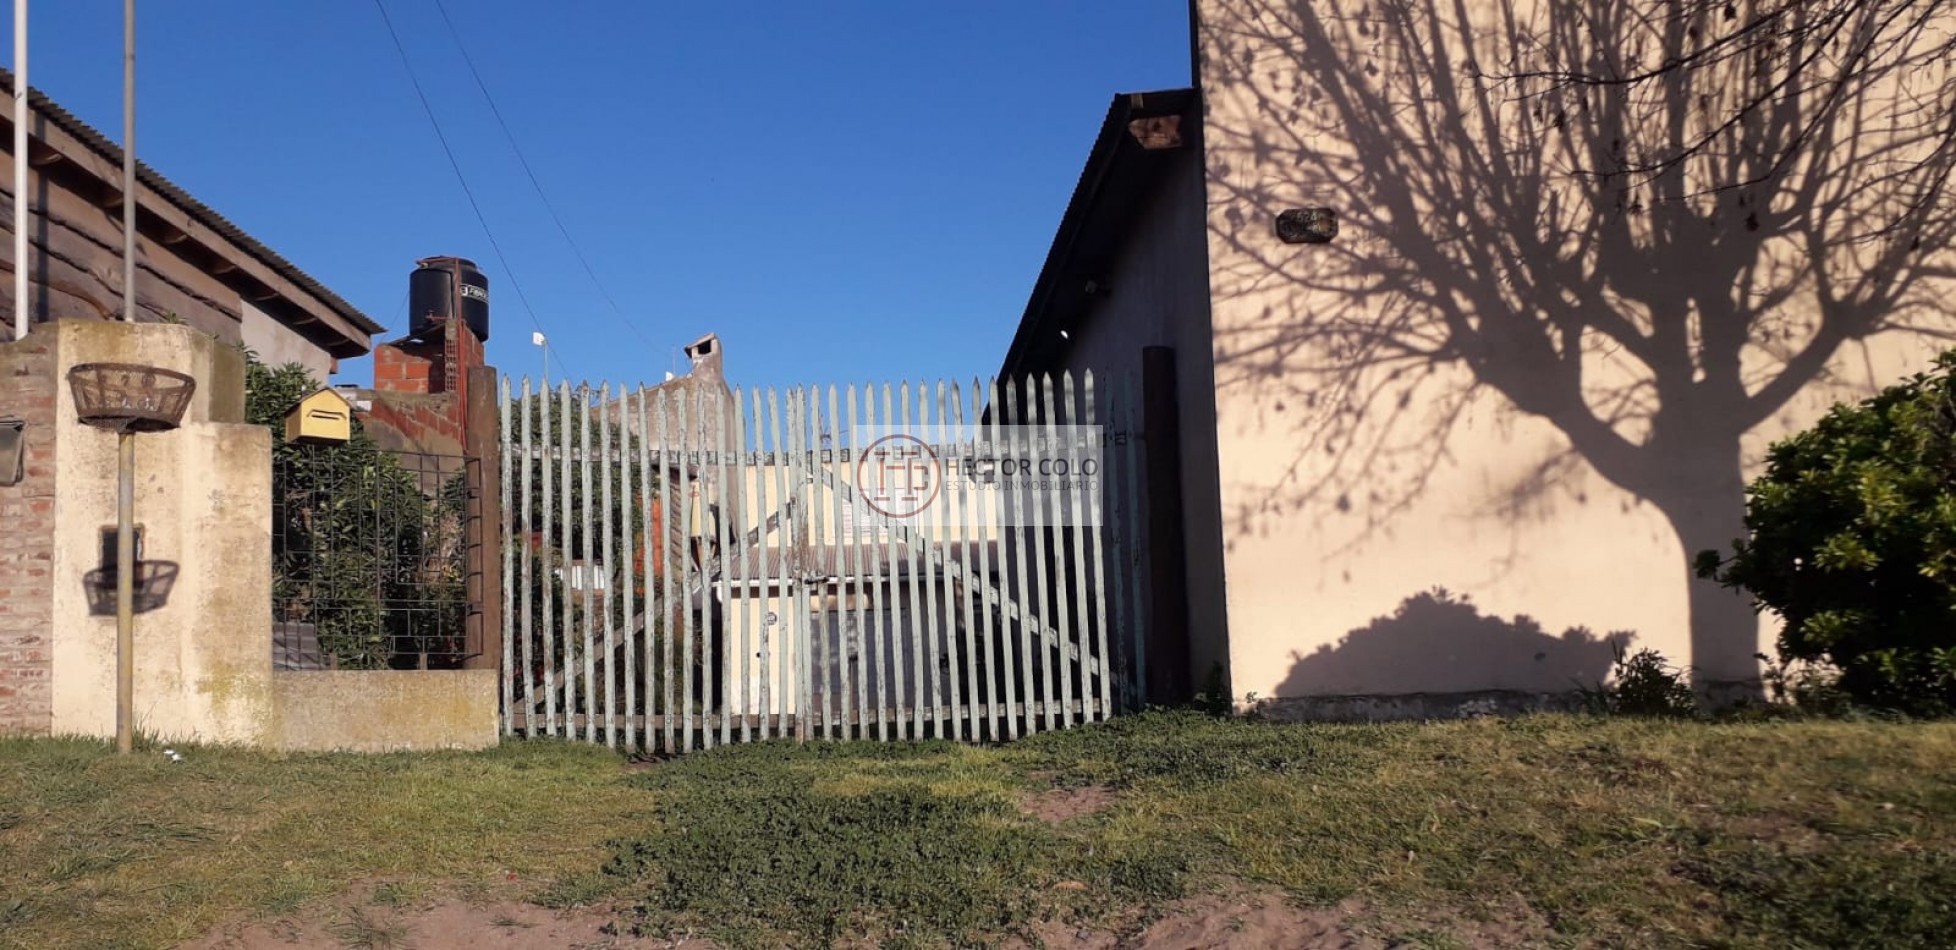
0, 68, 384, 351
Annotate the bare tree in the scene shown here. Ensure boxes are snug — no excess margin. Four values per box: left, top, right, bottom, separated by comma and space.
1201, 0, 1956, 683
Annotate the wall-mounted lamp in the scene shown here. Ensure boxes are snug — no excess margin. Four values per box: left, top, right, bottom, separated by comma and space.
66, 362, 196, 756
0, 419, 22, 486
85, 525, 176, 616
1276, 208, 1339, 244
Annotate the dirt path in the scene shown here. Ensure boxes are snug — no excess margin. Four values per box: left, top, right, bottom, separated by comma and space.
187, 882, 1536, 949
183, 891, 702, 950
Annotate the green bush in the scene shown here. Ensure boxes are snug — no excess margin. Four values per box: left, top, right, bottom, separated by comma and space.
1698, 351, 1956, 715
1583, 646, 1698, 718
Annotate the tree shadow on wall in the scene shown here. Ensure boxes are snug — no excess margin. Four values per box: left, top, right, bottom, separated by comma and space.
1198, 0, 1955, 683
1275, 589, 1629, 697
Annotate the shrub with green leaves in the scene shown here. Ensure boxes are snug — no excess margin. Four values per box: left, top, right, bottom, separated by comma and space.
1586, 646, 1698, 718
1698, 350, 1956, 715
249, 356, 463, 668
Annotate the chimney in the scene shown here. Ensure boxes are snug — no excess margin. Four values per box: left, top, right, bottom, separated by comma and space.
684, 333, 723, 383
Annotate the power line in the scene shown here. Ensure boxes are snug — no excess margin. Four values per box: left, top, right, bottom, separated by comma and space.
370, 0, 569, 379
429, 0, 658, 351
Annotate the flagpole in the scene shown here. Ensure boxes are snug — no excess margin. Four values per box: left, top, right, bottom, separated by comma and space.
121, 0, 134, 325
12, 0, 28, 340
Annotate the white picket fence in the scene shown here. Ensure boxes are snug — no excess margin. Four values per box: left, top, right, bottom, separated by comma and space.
498, 373, 1150, 750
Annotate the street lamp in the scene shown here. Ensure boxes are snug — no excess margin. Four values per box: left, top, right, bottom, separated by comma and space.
65, 361, 193, 754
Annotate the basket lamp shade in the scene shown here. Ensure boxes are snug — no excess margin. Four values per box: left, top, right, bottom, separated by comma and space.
66, 363, 196, 433
83, 561, 178, 615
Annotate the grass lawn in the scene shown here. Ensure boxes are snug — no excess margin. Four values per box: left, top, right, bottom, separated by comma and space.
3, 713, 1955, 948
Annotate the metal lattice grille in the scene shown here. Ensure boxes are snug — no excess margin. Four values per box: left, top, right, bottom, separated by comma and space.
271, 443, 480, 670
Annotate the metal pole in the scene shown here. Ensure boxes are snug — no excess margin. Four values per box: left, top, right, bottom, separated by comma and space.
113, 0, 136, 753
115, 431, 134, 753
121, 0, 134, 324
13, 0, 28, 340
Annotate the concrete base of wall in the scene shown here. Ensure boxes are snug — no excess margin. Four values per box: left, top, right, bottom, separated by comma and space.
271, 670, 499, 752
1250, 689, 1588, 723
1251, 679, 1767, 722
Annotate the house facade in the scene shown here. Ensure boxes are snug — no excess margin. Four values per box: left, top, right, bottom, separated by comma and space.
1005, 0, 1956, 715
607, 336, 1003, 722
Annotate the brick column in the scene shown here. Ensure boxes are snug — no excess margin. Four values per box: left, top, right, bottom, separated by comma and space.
0, 331, 57, 734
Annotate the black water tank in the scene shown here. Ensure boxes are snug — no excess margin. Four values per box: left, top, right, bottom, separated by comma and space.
407, 256, 490, 341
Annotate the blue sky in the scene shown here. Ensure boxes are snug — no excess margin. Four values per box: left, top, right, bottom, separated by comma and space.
5, 2, 1192, 389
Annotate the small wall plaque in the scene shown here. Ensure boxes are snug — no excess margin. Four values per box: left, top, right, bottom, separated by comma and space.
1276, 208, 1339, 244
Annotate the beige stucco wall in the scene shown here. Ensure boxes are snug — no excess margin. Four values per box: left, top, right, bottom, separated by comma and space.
270, 670, 498, 752
1193, 0, 1956, 708
47, 321, 274, 744
713, 586, 801, 718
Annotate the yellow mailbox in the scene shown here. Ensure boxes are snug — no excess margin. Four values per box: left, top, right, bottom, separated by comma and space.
284, 388, 353, 445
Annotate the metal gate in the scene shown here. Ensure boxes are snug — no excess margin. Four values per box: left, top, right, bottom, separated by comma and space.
498, 372, 1150, 750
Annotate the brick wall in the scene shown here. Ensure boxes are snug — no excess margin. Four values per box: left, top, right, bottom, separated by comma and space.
0, 330, 55, 734
360, 318, 485, 456
443, 316, 484, 419
361, 395, 464, 454
373, 338, 438, 393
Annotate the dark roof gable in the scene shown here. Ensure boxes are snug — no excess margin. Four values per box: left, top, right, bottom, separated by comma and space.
999, 88, 1198, 380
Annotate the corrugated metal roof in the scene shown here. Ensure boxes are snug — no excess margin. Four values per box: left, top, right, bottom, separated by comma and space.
0, 68, 383, 337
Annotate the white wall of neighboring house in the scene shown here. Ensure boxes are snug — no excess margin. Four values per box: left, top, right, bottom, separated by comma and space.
241, 299, 334, 382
